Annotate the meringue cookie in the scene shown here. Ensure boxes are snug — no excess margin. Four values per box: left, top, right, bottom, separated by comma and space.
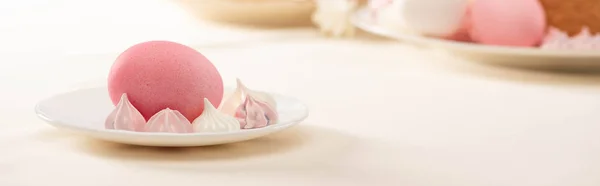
105, 93, 146, 132
401, 0, 470, 37
541, 27, 600, 50
541, 27, 571, 49
144, 108, 194, 133
234, 94, 279, 129
192, 98, 241, 133
312, 0, 359, 37
220, 78, 277, 116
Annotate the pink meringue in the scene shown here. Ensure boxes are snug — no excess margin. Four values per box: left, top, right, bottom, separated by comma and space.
105, 93, 146, 132
541, 27, 600, 50
234, 95, 279, 129
144, 108, 194, 133
220, 78, 277, 116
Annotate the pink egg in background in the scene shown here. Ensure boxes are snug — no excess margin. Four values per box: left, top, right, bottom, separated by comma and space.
107, 41, 224, 122
469, 0, 546, 47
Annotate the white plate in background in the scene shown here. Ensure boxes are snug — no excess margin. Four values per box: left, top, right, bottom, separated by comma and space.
352, 8, 600, 70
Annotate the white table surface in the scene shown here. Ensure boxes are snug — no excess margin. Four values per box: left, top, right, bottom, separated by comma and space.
3, 1, 600, 186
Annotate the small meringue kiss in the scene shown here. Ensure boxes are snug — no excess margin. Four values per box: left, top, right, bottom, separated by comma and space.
220, 78, 277, 116
144, 108, 194, 133
235, 94, 279, 129
105, 93, 146, 132
192, 98, 241, 133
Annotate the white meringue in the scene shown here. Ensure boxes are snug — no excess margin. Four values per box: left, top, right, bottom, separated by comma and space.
105, 93, 146, 132
144, 108, 194, 133
192, 98, 241, 133
312, 0, 359, 37
219, 78, 277, 116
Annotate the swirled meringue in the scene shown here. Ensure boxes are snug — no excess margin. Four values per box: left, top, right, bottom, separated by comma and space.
220, 78, 277, 116
144, 108, 194, 133
192, 98, 241, 133
234, 94, 279, 129
105, 93, 146, 132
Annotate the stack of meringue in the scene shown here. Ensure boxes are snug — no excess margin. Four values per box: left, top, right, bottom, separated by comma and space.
105, 79, 279, 133
540, 27, 600, 50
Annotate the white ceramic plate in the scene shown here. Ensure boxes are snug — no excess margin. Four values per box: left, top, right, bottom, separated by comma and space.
35, 87, 309, 147
352, 8, 600, 70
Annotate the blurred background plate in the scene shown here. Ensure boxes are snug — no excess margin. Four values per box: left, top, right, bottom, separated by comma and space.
174, 0, 315, 27
352, 8, 600, 71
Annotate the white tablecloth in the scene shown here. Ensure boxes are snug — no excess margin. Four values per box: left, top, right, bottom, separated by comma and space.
3, 1, 600, 186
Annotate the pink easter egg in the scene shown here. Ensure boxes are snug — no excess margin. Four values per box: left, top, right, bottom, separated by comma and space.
469, 0, 546, 47
108, 41, 224, 122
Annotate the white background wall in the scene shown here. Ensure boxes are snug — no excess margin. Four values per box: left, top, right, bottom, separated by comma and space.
0, 0, 296, 55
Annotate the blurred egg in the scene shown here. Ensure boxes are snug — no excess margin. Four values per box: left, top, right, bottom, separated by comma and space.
470, 0, 546, 47
375, 0, 408, 31
400, 0, 470, 37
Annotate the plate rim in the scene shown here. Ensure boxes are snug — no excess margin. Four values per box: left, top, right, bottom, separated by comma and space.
352, 8, 600, 58
34, 86, 309, 138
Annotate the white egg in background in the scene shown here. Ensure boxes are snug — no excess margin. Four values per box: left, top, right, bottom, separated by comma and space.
400, 0, 470, 37
376, 0, 410, 31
